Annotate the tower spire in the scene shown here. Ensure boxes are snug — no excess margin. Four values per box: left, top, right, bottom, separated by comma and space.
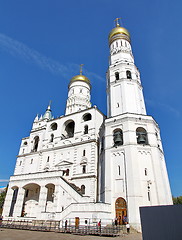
48, 100, 52, 110
43, 101, 53, 120
114, 17, 121, 27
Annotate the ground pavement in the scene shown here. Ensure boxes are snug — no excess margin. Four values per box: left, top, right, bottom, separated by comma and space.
0, 228, 142, 240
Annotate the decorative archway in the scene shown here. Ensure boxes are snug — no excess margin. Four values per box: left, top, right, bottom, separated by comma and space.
115, 197, 127, 225
21, 183, 40, 217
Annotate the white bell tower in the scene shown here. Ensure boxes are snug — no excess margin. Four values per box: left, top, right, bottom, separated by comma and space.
100, 19, 173, 231
107, 18, 146, 117
65, 64, 91, 115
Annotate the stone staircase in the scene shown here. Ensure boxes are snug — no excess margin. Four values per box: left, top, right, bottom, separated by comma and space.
60, 177, 83, 196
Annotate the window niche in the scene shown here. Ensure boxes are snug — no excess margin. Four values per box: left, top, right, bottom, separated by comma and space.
81, 185, 85, 195
113, 129, 123, 146
115, 72, 119, 80
82, 165, 86, 174
126, 70, 132, 79
50, 134, 54, 143
84, 125, 88, 134
136, 127, 148, 145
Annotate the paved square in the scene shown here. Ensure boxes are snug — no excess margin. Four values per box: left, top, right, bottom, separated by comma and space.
0, 229, 142, 240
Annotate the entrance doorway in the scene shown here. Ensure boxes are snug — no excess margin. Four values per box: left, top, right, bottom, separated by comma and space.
115, 197, 127, 225
75, 217, 79, 228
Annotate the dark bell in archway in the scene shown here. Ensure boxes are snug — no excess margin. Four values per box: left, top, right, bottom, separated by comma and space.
137, 134, 146, 144
114, 132, 123, 146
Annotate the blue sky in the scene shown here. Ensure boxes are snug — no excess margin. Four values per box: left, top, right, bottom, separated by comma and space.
0, 0, 181, 197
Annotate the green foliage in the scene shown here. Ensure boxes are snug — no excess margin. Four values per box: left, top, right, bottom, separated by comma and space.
0, 190, 6, 208
173, 196, 182, 205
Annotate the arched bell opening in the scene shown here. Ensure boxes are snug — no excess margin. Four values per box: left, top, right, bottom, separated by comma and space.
32, 136, 39, 152
115, 197, 127, 225
113, 129, 123, 146
50, 122, 57, 131
63, 120, 75, 138
9, 186, 19, 217
21, 183, 40, 217
136, 127, 148, 145
45, 184, 55, 212
83, 113, 92, 121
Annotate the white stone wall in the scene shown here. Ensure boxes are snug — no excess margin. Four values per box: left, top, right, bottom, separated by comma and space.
102, 113, 172, 229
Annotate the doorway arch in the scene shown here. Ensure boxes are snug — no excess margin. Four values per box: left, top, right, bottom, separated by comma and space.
115, 197, 127, 225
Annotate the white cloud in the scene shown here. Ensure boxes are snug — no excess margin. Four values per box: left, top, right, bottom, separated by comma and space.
0, 33, 104, 82
0, 179, 9, 182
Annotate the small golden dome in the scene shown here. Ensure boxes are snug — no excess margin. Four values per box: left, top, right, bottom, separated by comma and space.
70, 74, 90, 85
109, 26, 130, 41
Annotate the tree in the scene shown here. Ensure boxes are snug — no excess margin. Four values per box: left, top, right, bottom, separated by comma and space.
173, 196, 182, 205
0, 187, 7, 214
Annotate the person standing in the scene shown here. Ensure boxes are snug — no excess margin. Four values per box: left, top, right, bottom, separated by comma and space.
126, 222, 130, 234
65, 220, 68, 232
114, 217, 118, 226
98, 220, 101, 234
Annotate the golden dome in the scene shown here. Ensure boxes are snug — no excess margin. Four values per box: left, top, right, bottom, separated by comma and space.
70, 74, 90, 85
109, 26, 130, 41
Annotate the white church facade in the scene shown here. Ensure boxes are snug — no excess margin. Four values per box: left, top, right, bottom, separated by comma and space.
3, 20, 173, 231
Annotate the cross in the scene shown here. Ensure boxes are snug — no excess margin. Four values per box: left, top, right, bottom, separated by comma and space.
49, 100, 52, 107
80, 64, 84, 75
114, 17, 121, 27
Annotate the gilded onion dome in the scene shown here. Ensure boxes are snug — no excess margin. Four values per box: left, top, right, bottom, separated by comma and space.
70, 74, 90, 85
69, 64, 91, 86
109, 18, 130, 44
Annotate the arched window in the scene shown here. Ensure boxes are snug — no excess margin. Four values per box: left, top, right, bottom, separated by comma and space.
115, 72, 119, 80
84, 125, 88, 134
65, 121, 75, 138
83, 113, 92, 121
136, 127, 148, 145
82, 165, 86, 174
113, 129, 123, 146
50, 134, 54, 142
51, 123, 57, 131
66, 169, 69, 176
101, 136, 105, 151
81, 185, 85, 195
33, 136, 39, 152
126, 70, 132, 79
116, 41, 118, 47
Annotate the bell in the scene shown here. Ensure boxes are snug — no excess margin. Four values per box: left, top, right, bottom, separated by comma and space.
114, 132, 123, 146
137, 134, 146, 144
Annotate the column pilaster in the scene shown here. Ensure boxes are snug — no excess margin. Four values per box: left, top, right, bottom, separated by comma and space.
38, 186, 48, 216
13, 187, 25, 217
2, 187, 14, 218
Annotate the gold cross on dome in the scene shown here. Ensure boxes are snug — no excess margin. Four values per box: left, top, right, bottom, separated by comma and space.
114, 17, 121, 27
80, 64, 84, 75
